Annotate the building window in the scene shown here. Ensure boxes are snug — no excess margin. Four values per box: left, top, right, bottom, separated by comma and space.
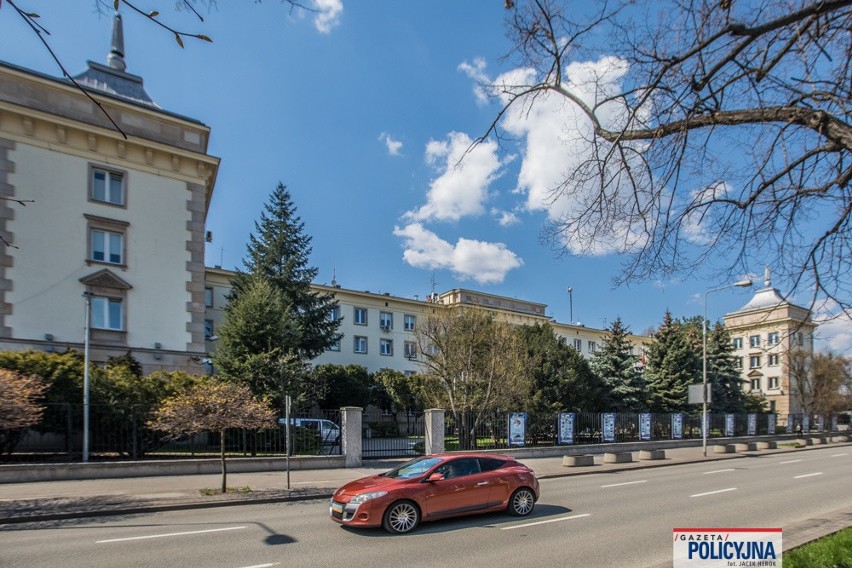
86, 215, 128, 267
90, 167, 125, 206
404, 341, 416, 359
91, 229, 124, 264
573, 339, 582, 351
588, 341, 597, 353
205, 287, 214, 308
767, 332, 780, 346
768, 377, 779, 390
768, 354, 779, 366
91, 296, 123, 330
404, 314, 416, 331
328, 339, 340, 352
749, 355, 761, 369
204, 319, 214, 339
732, 337, 743, 349
750, 378, 761, 391
734, 357, 743, 369
380, 311, 393, 330
329, 306, 341, 321
354, 336, 367, 354
354, 307, 368, 326
380, 338, 393, 356
749, 335, 761, 348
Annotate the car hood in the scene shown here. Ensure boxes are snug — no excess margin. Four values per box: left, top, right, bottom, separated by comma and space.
334, 474, 411, 498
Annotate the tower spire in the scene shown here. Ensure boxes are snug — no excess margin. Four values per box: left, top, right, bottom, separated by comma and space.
764, 265, 771, 288
107, 13, 127, 72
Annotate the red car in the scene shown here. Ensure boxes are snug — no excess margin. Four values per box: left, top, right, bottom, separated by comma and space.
330, 453, 540, 533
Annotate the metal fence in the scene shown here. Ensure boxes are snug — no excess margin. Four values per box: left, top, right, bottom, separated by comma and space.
3, 404, 341, 462
362, 408, 425, 458
443, 410, 814, 451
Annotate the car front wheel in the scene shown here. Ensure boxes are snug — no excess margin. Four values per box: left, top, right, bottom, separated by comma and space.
508, 488, 535, 516
382, 500, 420, 534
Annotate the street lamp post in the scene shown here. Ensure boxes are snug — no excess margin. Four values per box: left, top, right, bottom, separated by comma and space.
567, 287, 573, 324
702, 279, 752, 457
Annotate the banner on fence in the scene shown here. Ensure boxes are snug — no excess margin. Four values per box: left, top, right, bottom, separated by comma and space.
602, 413, 616, 443
508, 412, 527, 447
557, 412, 575, 445
815, 415, 823, 431
768, 414, 776, 435
639, 413, 651, 441
672, 413, 683, 439
831, 415, 838, 432
802, 415, 809, 433
725, 414, 734, 437
747, 413, 757, 436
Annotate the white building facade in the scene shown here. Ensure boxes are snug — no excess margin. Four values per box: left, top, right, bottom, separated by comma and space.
0, 15, 219, 373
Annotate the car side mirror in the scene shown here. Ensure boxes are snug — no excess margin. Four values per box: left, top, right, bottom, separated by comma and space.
427, 473, 445, 482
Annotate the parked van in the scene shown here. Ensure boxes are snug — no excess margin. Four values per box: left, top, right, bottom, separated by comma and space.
279, 417, 340, 445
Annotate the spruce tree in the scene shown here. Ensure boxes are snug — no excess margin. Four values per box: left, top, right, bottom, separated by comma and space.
231, 183, 340, 360
707, 322, 748, 412
591, 318, 644, 411
644, 312, 700, 412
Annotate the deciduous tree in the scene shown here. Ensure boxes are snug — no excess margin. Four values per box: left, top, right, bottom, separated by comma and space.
0, 369, 46, 455
495, 0, 851, 311
149, 380, 276, 493
414, 307, 526, 450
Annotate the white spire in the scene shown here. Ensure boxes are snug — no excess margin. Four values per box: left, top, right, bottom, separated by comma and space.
764, 265, 771, 288
107, 13, 126, 72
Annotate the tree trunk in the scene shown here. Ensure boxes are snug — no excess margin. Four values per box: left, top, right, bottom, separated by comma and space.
220, 428, 227, 494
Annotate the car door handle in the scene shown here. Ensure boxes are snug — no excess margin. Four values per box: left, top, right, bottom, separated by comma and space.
476, 481, 489, 486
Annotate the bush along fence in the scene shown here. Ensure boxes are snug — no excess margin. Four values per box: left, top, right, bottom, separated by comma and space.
2, 403, 341, 462
2, 404, 846, 462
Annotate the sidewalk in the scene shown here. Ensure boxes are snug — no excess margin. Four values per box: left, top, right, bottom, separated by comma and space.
0, 442, 848, 527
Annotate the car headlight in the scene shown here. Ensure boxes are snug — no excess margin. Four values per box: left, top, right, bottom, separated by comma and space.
348, 491, 388, 505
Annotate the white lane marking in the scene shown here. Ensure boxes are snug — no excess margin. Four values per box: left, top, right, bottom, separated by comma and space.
690, 488, 737, 498
780, 460, 802, 464
702, 469, 735, 475
794, 472, 823, 479
237, 564, 280, 568
96, 526, 246, 543
600, 480, 647, 488
500, 513, 591, 530
830, 453, 847, 458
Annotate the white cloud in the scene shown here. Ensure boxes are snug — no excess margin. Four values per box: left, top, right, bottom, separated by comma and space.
393, 223, 523, 285
314, 0, 343, 33
466, 56, 654, 256
682, 182, 731, 245
406, 131, 503, 223
458, 57, 491, 105
813, 300, 852, 353
492, 208, 520, 227
379, 132, 403, 156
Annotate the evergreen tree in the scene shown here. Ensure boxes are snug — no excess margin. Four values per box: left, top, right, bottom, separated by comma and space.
591, 318, 644, 411
214, 276, 309, 406
644, 312, 699, 412
231, 183, 340, 360
707, 322, 749, 413
515, 323, 606, 413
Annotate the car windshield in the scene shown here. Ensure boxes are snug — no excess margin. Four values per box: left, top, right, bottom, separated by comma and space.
382, 457, 443, 479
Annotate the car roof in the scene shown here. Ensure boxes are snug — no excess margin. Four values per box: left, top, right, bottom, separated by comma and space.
429, 453, 515, 461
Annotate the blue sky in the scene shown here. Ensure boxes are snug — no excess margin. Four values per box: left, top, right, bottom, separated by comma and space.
2, 1, 848, 351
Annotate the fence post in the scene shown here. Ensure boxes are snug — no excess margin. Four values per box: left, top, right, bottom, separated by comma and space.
341, 407, 363, 468
424, 409, 445, 455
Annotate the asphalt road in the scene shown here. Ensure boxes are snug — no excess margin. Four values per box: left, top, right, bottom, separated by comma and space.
2, 446, 849, 568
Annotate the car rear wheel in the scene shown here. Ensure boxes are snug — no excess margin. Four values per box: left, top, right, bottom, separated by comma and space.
382, 500, 420, 534
508, 488, 535, 516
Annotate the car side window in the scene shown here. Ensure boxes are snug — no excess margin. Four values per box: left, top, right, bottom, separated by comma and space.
478, 458, 505, 472
437, 458, 480, 479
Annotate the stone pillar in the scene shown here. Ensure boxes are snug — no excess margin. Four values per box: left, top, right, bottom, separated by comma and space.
341, 406, 362, 468
424, 408, 445, 455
